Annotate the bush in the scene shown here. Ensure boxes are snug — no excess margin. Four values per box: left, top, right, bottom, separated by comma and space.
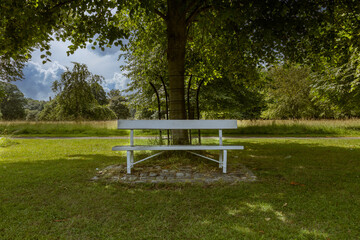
89, 105, 117, 120
25, 109, 40, 121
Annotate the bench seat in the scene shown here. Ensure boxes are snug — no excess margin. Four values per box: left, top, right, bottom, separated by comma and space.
112, 145, 244, 151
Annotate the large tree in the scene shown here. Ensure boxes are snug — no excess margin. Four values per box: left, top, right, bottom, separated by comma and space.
1, 0, 348, 142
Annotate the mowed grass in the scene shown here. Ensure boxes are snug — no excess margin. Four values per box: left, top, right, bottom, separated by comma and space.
1, 138, 359, 239
1, 119, 360, 137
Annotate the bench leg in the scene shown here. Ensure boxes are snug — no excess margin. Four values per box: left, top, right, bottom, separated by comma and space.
219, 152, 223, 168
130, 150, 134, 167
223, 150, 227, 173
127, 150, 131, 174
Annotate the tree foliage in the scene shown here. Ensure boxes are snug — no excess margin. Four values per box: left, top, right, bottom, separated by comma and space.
200, 77, 264, 119
0, 82, 27, 120
91, 76, 108, 106
0, 55, 26, 82
311, 50, 360, 118
262, 64, 318, 119
41, 62, 116, 120
24, 98, 47, 121
52, 62, 97, 119
2, 0, 346, 143
2, 0, 360, 125
108, 90, 131, 119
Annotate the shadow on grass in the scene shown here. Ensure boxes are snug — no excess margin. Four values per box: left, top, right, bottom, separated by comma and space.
1, 140, 359, 239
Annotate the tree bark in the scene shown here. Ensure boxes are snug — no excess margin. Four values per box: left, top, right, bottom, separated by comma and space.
167, 0, 188, 144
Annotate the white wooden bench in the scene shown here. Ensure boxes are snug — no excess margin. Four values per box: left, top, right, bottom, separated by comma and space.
112, 120, 244, 174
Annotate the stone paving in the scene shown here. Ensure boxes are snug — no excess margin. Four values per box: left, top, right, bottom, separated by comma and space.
92, 164, 257, 184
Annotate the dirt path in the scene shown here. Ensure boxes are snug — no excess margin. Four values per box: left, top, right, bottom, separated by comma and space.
13, 136, 360, 140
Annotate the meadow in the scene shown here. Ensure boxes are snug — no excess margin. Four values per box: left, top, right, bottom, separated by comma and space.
1, 137, 359, 239
1, 119, 360, 137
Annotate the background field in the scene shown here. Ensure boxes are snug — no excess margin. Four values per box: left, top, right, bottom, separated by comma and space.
1, 138, 360, 239
1, 119, 360, 137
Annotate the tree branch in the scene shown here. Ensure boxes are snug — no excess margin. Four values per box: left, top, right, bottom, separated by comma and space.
153, 8, 168, 22
186, 0, 200, 13
186, 4, 212, 26
48, 0, 74, 14
138, 0, 167, 22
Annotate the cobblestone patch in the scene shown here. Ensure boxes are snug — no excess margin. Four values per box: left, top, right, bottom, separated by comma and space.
93, 164, 257, 184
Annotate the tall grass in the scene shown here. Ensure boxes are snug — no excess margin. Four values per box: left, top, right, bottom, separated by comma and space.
1, 119, 360, 137
233, 119, 360, 136
0, 121, 125, 137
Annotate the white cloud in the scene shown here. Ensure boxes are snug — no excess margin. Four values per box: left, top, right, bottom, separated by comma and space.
27, 61, 67, 84
17, 40, 129, 100
16, 61, 66, 100
102, 72, 130, 92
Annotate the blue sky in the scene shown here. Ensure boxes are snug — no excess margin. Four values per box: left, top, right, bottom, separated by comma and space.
15, 40, 130, 100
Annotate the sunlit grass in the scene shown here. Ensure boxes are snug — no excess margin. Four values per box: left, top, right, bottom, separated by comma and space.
1, 138, 359, 239
233, 119, 360, 136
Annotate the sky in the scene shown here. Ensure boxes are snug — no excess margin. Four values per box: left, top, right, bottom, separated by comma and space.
15, 40, 130, 101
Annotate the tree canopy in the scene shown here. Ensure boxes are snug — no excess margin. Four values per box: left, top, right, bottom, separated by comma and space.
2, 0, 360, 140
40, 62, 116, 120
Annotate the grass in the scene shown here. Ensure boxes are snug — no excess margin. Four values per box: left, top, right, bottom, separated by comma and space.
0, 121, 126, 137
233, 119, 360, 136
1, 138, 360, 239
1, 119, 360, 137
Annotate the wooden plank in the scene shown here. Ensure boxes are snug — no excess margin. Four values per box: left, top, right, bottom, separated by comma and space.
117, 120, 237, 130
112, 145, 244, 151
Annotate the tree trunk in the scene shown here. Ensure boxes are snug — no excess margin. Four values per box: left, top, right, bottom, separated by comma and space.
167, 0, 188, 144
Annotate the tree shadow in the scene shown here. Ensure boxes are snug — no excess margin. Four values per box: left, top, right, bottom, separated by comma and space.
1, 140, 359, 239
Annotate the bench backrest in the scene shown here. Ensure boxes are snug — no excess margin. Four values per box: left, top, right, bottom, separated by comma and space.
117, 120, 237, 130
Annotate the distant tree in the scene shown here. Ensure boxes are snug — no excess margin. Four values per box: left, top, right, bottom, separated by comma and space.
25, 110, 39, 121
310, 52, 360, 119
107, 89, 122, 99
52, 62, 97, 119
25, 98, 46, 111
37, 98, 62, 121
90, 75, 108, 106
262, 64, 318, 119
0, 82, 27, 120
108, 90, 130, 119
200, 77, 265, 119
41, 62, 116, 120
0, 85, 5, 105
24, 98, 47, 121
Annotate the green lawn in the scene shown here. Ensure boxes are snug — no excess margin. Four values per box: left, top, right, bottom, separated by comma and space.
1, 138, 359, 239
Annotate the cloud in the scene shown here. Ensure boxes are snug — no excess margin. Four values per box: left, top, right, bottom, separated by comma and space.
102, 72, 130, 93
86, 45, 121, 57
15, 40, 129, 100
15, 61, 66, 100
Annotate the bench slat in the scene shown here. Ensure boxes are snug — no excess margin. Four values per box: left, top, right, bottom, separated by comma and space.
112, 145, 244, 151
117, 120, 237, 129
